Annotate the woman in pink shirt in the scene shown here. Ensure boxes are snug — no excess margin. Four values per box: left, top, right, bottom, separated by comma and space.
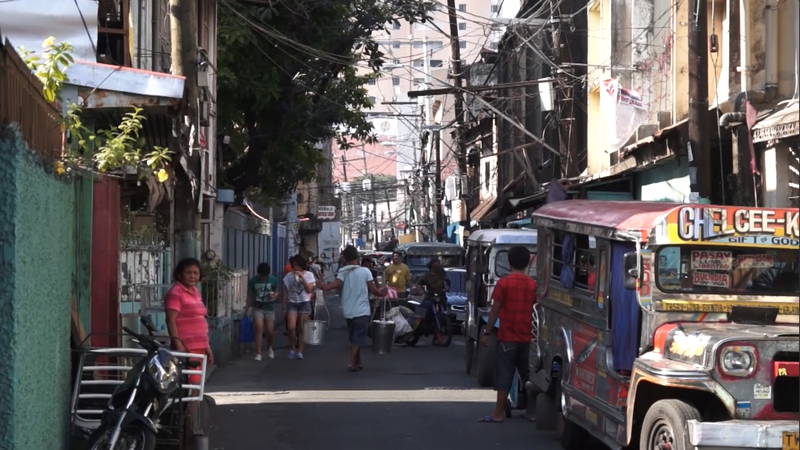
166, 258, 214, 372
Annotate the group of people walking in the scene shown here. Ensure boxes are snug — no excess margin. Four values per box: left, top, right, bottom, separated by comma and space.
160, 244, 538, 424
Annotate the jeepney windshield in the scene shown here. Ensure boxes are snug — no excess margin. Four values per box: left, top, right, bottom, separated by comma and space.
495, 248, 537, 278
656, 246, 800, 295
407, 254, 464, 270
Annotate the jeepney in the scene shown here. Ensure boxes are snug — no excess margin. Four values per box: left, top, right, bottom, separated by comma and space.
463, 229, 537, 387
395, 242, 466, 281
529, 201, 799, 450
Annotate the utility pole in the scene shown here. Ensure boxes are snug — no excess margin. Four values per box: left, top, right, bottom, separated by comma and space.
688, 0, 711, 200
446, 0, 468, 229
170, 0, 200, 262
434, 130, 443, 241
359, 144, 379, 249
384, 187, 396, 238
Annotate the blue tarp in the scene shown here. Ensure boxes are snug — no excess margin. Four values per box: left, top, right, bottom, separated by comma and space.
610, 241, 639, 372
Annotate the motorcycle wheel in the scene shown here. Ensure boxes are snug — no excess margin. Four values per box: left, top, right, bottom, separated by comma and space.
89, 424, 156, 450
433, 313, 452, 347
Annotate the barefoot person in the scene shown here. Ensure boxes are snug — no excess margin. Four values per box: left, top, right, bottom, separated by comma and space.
320, 245, 386, 371
248, 262, 279, 360
282, 255, 316, 360
479, 246, 536, 423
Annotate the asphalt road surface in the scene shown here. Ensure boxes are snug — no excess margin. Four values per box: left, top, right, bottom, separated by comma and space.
206, 296, 604, 450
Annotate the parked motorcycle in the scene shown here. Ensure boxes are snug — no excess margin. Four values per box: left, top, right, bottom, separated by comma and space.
403, 287, 453, 347
72, 317, 209, 450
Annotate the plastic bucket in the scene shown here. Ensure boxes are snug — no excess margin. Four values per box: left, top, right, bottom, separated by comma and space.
371, 320, 395, 354
303, 320, 326, 345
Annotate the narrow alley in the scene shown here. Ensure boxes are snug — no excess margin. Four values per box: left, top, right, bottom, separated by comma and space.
206, 295, 586, 450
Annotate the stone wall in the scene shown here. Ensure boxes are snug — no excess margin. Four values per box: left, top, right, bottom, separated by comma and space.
0, 125, 92, 450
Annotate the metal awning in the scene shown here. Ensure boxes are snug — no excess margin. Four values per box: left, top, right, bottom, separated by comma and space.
471, 195, 497, 223
64, 60, 185, 109
752, 104, 799, 143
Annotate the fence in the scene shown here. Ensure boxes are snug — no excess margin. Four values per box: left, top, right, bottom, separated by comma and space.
202, 269, 248, 318
119, 245, 171, 314
0, 39, 62, 161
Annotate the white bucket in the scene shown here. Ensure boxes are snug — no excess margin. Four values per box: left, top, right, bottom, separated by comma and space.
303, 320, 326, 345
303, 303, 329, 345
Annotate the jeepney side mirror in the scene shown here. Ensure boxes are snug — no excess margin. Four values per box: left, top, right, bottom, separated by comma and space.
623, 251, 639, 290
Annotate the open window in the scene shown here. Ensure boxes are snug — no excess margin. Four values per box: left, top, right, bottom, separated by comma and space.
97, 0, 130, 66
551, 232, 597, 293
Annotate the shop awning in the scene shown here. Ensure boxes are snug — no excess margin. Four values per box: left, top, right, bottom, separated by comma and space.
753, 104, 799, 143
470, 195, 497, 223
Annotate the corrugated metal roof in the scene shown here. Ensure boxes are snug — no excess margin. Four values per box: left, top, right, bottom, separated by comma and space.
532, 200, 680, 239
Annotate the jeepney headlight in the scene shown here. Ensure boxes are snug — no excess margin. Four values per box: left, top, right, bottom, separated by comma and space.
720, 345, 757, 377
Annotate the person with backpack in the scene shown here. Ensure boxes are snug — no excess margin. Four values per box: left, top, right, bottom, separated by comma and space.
320, 245, 386, 371
478, 246, 536, 423
247, 262, 279, 360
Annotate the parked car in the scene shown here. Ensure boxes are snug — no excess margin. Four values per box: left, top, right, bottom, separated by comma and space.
463, 229, 538, 388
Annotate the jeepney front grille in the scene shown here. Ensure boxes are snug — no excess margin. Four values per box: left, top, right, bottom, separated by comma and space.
773, 351, 799, 413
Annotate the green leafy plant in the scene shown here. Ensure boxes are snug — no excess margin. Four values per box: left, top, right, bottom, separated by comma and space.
19, 36, 74, 102
21, 37, 172, 181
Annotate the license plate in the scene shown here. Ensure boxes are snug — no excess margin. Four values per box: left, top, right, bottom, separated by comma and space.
783, 431, 799, 450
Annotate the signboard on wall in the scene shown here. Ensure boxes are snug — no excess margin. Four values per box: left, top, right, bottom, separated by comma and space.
318, 206, 336, 220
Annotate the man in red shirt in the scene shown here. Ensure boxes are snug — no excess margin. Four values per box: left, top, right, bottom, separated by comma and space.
479, 246, 536, 423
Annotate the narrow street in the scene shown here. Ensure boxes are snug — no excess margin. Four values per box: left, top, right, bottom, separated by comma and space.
207, 296, 570, 450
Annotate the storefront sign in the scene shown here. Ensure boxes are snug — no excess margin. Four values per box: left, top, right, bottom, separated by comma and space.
691, 250, 733, 271
692, 271, 730, 288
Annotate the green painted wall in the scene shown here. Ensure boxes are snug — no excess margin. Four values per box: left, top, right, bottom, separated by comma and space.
635, 158, 691, 202
0, 125, 92, 450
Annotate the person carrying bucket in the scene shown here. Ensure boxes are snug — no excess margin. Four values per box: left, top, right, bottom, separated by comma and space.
320, 245, 386, 372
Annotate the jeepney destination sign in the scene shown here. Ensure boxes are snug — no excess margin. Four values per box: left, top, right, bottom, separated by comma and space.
667, 206, 800, 247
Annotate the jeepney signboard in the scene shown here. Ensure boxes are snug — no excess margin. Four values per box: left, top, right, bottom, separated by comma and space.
736, 254, 775, 269
692, 271, 731, 289
691, 250, 733, 271
652, 206, 800, 248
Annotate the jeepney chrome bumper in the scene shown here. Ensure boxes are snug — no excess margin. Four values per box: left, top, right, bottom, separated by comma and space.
688, 419, 799, 448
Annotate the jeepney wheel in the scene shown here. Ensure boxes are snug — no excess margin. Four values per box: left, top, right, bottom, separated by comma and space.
535, 390, 557, 430
465, 337, 476, 374
640, 399, 701, 450
556, 388, 587, 449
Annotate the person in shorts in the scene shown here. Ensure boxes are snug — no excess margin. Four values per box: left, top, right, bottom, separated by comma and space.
248, 262, 279, 361
320, 245, 386, 372
479, 246, 536, 423
282, 255, 316, 360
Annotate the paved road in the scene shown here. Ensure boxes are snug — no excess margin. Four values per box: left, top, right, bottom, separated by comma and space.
206, 296, 590, 450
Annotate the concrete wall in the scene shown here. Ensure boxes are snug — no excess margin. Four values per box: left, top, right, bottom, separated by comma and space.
0, 125, 92, 450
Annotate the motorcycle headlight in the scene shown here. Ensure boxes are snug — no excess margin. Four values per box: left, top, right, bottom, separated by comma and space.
720, 345, 757, 377
147, 349, 181, 394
